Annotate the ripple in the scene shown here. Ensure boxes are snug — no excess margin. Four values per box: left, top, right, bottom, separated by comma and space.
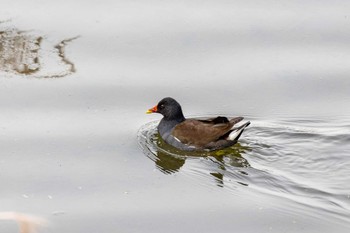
138, 117, 350, 226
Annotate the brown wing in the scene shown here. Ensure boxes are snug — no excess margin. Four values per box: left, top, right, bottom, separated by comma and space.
172, 119, 233, 147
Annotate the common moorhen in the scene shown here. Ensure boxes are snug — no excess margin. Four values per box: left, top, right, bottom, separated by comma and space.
146, 97, 250, 151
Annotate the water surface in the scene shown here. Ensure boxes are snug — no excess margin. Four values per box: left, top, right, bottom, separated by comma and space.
1, 1, 350, 233
138, 117, 350, 226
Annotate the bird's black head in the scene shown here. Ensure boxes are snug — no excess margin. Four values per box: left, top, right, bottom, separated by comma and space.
147, 97, 185, 121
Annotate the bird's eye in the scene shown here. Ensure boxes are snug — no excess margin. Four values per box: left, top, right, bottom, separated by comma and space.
159, 104, 164, 109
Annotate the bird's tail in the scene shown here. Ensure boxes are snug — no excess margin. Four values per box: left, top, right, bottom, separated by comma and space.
228, 121, 251, 141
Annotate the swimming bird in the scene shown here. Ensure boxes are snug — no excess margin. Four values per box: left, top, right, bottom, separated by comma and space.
146, 97, 250, 151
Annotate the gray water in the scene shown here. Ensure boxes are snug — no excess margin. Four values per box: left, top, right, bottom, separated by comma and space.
1, 0, 350, 232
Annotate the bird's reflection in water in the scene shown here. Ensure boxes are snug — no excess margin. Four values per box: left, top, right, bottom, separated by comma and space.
154, 151, 185, 174
149, 133, 251, 187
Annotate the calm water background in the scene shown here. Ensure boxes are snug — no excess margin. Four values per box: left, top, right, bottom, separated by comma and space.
1, 0, 350, 232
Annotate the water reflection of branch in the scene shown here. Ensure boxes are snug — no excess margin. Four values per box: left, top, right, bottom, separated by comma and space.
0, 27, 79, 78
54, 36, 80, 73
0, 30, 42, 75
0, 212, 46, 233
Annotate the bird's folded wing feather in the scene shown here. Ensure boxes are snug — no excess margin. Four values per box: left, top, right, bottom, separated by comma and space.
172, 119, 233, 146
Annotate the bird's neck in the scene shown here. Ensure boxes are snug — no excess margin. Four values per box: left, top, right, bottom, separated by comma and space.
158, 115, 185, 136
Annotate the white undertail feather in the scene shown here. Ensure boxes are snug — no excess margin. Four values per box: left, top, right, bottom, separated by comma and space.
228, 123, 249, 141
